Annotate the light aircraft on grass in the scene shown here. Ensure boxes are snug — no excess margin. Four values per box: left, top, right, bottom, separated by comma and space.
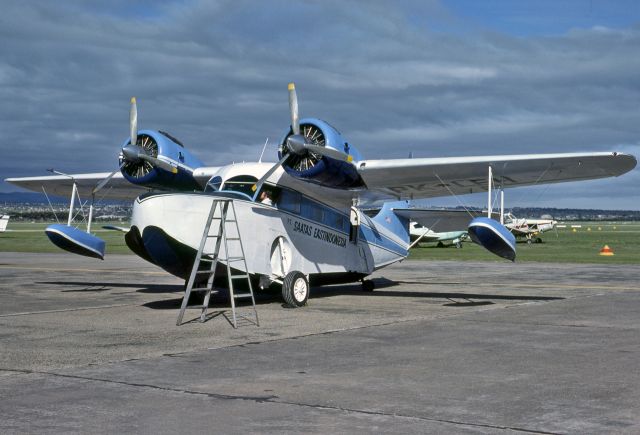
5, 84, 637, 308
503, 212, 557, 244
409, 221, 468, 248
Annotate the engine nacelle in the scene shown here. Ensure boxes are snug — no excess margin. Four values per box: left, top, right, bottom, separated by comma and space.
278, 118, 365, 189
119, 129, 204, 190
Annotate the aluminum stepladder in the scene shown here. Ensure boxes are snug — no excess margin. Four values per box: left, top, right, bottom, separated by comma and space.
176, 198, 259, 328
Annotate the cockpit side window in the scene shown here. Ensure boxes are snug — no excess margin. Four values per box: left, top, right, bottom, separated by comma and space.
221, 175, 258, 197
205, 176, 223, 192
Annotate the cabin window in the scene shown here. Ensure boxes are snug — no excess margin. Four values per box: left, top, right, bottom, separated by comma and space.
279, 190, 301, 214
323, 209, 345, 232
221, 175, 258, 197
302, 198, 324, 223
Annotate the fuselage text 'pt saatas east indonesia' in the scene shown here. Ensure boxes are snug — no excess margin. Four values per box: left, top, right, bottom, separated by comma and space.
7, 84, 637, 310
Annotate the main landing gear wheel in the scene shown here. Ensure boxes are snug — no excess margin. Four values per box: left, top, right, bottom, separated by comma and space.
282, 271, 309, 307
361, 279, 375, 292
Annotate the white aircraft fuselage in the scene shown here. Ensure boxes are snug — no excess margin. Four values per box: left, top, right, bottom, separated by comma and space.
126, 162, 410, 287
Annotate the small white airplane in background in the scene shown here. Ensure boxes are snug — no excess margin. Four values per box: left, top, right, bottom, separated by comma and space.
503, 212, 557, 244
0, 215, 9, 232
409, 221, 468, 248
5, 83, 637, 315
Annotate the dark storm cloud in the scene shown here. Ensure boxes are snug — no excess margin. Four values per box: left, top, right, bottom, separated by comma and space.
1, 0, 638, 208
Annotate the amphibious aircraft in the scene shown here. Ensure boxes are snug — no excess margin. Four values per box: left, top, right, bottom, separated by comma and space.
6, 84, 637, 308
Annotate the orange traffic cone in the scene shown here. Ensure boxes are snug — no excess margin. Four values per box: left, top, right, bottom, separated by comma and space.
599, 245, 614, 256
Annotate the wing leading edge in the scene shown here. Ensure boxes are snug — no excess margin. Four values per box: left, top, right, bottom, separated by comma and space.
357, 152, 636, 200
5, 172, 147, 201
5, 167, 222, 201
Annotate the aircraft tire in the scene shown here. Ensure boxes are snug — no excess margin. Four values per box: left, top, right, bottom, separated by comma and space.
361, 280, 375, 292
282, 271, 309, 307
536, 237, 543, 243
527, 238, 533, 244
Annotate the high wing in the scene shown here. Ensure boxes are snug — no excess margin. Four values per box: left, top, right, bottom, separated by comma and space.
5, 168, 221, 200
357, 152, 636, 200
6, 172, 147, 201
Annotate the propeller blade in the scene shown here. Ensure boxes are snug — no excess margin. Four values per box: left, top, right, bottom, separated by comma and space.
288, 83, 300, 135
130, 97, 138, 147
92, 163, 125, 195
138, 154, 178, 174
303, 144, 353, 163
251, 153, 290, 199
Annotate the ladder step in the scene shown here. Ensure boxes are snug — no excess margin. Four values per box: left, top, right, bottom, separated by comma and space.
230, 274, 249, 279
225, 237, 241, 241
195, 270, 215, 275
222, 256, 245, 262
233, 293, 254, 299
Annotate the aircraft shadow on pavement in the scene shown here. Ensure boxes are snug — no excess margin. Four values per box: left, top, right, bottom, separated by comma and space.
308, 277, 565, 306
38, 279, 564, 310
37, 281, 180, 294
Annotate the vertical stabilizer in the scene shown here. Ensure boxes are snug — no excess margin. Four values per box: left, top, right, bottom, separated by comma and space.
371, 201, 411, 246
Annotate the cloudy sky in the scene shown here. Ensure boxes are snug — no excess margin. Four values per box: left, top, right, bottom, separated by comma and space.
1, 0, 639, 209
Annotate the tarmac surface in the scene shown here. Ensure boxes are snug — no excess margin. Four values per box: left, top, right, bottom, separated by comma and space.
0, 251, 639, 434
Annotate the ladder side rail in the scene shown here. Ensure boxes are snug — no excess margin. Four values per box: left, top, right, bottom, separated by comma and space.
177, 199, 219, 325
199, 200, 229, 321
231, 201, 259, 326
221, 201, 239, 328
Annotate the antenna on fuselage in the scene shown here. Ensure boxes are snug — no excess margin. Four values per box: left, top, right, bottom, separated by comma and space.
258, 138, 269, 163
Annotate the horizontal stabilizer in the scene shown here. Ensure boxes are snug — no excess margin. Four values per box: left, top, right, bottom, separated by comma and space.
468, 217, 516, 261
392, 208, 479, 233
45, 224, 106, 260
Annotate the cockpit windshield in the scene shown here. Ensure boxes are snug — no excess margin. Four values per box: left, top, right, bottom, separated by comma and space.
221, 175, 258, 198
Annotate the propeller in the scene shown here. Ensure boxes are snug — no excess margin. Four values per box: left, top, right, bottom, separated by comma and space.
120, 97, 177, 176
252, 83, 354, 198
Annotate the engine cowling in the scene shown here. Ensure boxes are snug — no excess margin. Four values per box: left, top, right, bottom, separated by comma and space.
278, 118, 365, 189
119, 129, 204, 190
